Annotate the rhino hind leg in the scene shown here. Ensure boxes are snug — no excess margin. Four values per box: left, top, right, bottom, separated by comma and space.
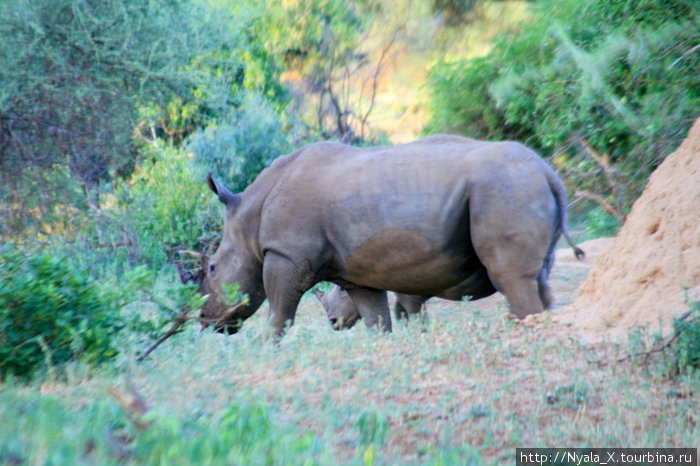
537, 251, 556, 309
491, 272, 543, 318
537, 275, 554, 310
346, 287, 392, 333
393, 294, 424, 319
477, 235, 548, 319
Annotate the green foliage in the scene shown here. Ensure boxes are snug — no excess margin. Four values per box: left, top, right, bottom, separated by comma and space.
77, 143, 220, 270
0, 0, 287, 242
426, 57, 518, 140
585, 206, 621, 239
0, 0, 231, 183
0, 240, 217, 380
132, 399, 324, 463
187, 93, 291, 192
431, 0, 479, 25
265, 0, 385, 142
0, 387, 330, 465
222, 282, 250, 308
357, 408, 388, 447
0, 246, 124, 380
427, 0, 699, 219
0, 164, 87, 242
266, 0, 368, 75
671, 299, 700, 376
136, 0, 289, 146
121, 266, 208, 331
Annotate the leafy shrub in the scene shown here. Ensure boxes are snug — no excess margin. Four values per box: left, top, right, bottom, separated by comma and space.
132, 398, 327, 463
77, 142, 220, 271
0, 0, 288, 244
0, 246, 124, 380
187, 92, 291, 193
357, 409, 388, 447
671, 299, 700, 376
431, 0, 479, 25
585, 205, 621, 239
0, 243, 214, 379
426, 0, 699, 220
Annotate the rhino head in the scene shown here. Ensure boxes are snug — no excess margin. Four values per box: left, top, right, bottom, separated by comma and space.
313, 286, 362, 330
196, 175, 267, 334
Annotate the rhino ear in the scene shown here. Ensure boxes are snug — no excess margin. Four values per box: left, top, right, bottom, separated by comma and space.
207, 174, 240, 208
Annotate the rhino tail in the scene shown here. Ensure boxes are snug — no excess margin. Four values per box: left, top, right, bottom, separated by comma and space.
544, 164, 585, 261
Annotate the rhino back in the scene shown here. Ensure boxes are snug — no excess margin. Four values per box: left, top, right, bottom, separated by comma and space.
255, 140, 555, 295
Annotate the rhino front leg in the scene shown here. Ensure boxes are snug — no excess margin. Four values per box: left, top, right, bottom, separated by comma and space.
346, 287, 392, 333
262, 252, 308, 339
394, 294, 429, 328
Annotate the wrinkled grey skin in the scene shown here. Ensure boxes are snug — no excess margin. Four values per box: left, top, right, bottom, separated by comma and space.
198, 134, 583, 337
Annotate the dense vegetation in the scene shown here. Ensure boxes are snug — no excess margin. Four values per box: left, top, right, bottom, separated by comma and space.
0, 0, 698, 462
427, 0, 699, 229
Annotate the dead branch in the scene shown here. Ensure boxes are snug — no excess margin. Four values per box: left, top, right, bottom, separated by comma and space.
310, 19, 402, 143
136, 306, 191, 362
573, 136, 628, 220
667, 43, 700, 70
359, 27, 400, 139
616, 311, 693, 367
175, 249, 203, 258
577, 137, 612, 169
574, 189, 624, 220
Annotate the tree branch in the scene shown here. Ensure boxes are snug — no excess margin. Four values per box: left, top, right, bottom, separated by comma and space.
574, 189, 625, 220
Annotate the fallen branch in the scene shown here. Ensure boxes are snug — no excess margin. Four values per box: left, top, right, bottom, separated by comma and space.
136, 307, 191, 362
616, 311, 693, 367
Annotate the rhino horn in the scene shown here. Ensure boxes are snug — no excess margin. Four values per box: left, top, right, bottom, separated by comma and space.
207, 174, 240, 207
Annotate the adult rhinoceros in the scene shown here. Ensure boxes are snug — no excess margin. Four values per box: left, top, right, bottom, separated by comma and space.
198, 135, 583, 337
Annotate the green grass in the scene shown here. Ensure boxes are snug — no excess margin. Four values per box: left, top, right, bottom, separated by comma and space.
2, 262, 699, 465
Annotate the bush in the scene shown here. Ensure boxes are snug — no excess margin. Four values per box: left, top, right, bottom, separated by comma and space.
187, 93, 291, 193
426, 0, 699, 221
0, 0, 287, 243
74, 142, 220, 272
671, 299, 700, 376
132, 398, 327, 463
584, 205, 620, 239
0, 246, 124, 380
0, 243, 213, 380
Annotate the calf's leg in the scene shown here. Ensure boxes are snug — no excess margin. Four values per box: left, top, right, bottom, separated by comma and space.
346, 287, 392, 333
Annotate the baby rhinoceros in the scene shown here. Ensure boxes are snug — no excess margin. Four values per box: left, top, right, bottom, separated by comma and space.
313, 287, 429, 330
